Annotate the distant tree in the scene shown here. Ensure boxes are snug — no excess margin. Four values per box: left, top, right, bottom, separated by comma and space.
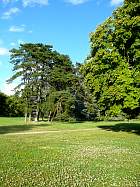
0, 92, 24, 117
44, 90, 75, 122
0, 92, 8, 116
41, 59, 85, 122
81, 0, 140, 120
71, 63, 87, 121
7, 95, 24, 117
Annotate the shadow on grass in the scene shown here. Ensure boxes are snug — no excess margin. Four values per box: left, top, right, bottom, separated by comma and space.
98, 122, 140, 135
64, 121, 85, 124
0, 123, 51, 135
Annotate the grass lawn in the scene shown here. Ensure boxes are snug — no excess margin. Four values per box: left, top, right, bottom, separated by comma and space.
0, 117, 140, 186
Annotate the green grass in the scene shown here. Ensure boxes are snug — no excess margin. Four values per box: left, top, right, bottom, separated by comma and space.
0, 117, 140, 186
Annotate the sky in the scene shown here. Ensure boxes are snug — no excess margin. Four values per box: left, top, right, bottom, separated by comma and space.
0, 0, 124, 95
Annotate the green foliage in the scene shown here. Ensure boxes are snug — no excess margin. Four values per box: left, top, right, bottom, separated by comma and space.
8, 44, 86, 121
43, 90, 75, 121
0, 92, 24, 117
0, 92, 8, 116
81, 0, 140, 120
7, 95, 24, 117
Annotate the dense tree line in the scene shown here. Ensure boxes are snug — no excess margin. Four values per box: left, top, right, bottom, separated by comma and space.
4, 0, 140, 121
81, 0, 140, 120
7, 44, 87, 122
0, 92, 24, 117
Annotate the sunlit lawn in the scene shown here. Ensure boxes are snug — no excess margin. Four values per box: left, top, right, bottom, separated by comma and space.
0, 117, 140, 186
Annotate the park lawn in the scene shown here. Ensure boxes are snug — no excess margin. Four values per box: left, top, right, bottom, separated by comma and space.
0, 118, 140, 186
0, 117, 140, 133
0, 117, 121, 133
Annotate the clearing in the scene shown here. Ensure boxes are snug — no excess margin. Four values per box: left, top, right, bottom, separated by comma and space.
0, 117, 140, 186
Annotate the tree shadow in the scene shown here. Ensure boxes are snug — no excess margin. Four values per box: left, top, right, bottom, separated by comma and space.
0, 123, 51, 135
98, 122, 140, 135
65, 121, 85, 124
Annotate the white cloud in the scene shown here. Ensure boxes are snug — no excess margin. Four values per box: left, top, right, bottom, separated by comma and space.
1, 7, 20, 19
110, 0, 123, 6
0, 47, 9, 56
9, 25, 25, 32
2, 82, 16, 96
66, 0, 89, 5
2, 0, 49, 7
22, 0, 48, 7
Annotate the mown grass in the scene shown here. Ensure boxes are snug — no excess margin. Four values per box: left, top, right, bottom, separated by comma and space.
0, 117, 140, 186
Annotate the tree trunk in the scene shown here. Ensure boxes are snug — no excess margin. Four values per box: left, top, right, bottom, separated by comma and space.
48, 111, 52, 122
37, 109, 40, 122
34, 85, 41, 122
35, 109, 39, 122
51, 106, 58, 122
25, 111, 28, 123
41, 112, 44, 121
29, 112, 31, 122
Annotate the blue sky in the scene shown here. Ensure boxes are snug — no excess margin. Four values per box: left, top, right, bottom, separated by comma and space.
0, 0, 123, 95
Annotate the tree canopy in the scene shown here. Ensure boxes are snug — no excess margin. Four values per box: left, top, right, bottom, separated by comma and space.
5, 0, 140, 121
81, 0, 140, 120
0, 92, 24, 117
8, 43, 86, 122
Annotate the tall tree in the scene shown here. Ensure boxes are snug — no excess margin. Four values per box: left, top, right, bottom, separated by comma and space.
8, 43, 55, 122
81, 0, 140, 120
8, 43, 84, 122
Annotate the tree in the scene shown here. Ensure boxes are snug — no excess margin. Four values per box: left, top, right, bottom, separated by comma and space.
7, 95, 24, 117
44, 90, 75, 122
0, 92, 8, 116
0, 92, 24, 117
81, 0, 140, 120
8, 43, 56, 122
40, 60, 85, 122
8, 43, 86, 122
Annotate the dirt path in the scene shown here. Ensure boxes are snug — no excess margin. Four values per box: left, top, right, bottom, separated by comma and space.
3, 128, 97, 136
